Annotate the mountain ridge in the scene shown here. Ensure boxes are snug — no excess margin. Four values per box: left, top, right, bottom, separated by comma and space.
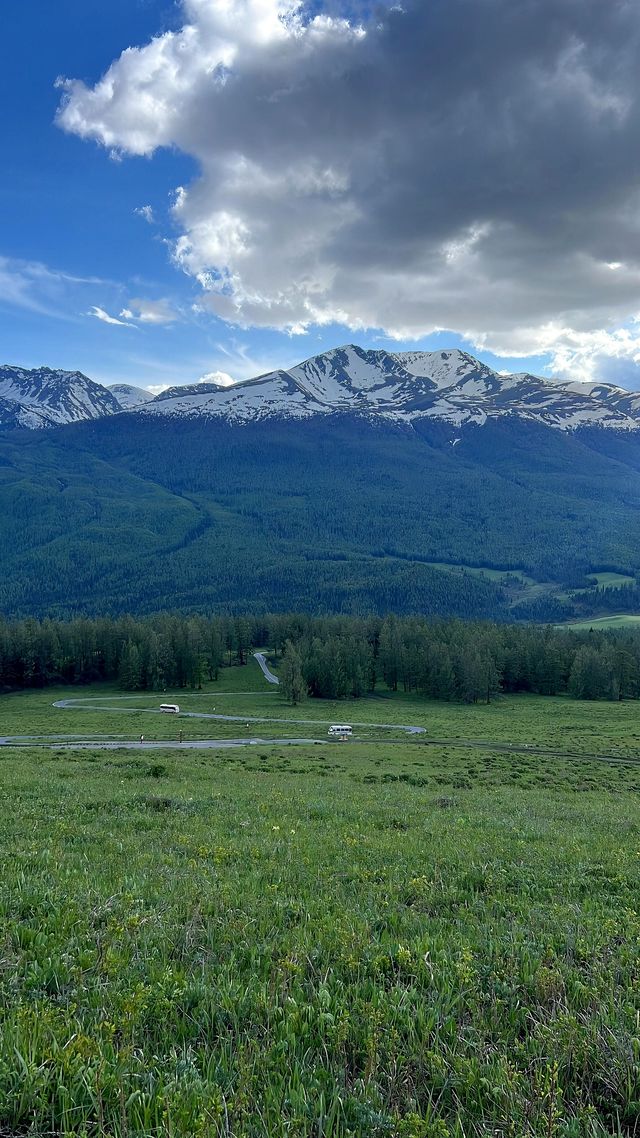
0, 364, 122, 428
4, 343, 640, 622
137, 346, 640, 432
3, 347, 640, 434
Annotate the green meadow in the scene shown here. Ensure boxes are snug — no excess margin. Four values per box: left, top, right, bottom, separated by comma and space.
562, 615, 640, 631
586, 573, 636, 590
4, 653, 640, 756
2, 661, 640, 1136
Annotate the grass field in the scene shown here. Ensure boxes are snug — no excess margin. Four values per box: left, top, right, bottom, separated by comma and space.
424, 562, 536, 585
562, 614, 640, 631
4, 654, 640, 757
586, 573, 636, 590
3, 661, 640, 1136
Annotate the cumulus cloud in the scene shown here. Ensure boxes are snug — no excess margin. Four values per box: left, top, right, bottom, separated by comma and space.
198, 369, 235, 386
120, 297, 178, 324
57, 0, 640, 382
545, 324, 640, 387
88, 305, 136, 327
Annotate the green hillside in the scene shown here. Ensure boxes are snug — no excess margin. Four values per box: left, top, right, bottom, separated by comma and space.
2, 414, 640, 619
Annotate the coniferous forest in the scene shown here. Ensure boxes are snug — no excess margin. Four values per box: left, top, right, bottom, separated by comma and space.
2, 611, 640, 703
3, 415, 640, 623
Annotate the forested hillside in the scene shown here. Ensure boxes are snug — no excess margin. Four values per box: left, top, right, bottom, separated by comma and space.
2, 413, 640, 620
2, 611, 639, 703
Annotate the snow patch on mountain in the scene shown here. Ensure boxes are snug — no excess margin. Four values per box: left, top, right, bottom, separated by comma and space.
108, 384, 153, 410
0, 396, 54, 431
0, 365, 122, 427
395, 349, 494, 389
141, 371, 330, 423
289, 345, 406, 404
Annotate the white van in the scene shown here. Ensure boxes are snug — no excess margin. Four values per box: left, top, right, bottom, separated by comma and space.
160, 704, 180, 714
328, 725, 353, 738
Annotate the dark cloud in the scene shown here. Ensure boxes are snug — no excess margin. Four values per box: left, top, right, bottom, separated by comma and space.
57, 0, 640, 378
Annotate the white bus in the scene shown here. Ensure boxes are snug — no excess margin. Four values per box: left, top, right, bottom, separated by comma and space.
328, 725, 353, 738
160, 703, 180, 714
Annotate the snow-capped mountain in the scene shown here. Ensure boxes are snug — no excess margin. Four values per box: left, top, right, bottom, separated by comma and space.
149, 371, 325, 422
4, 348, 640, 434
137, 346, 640, 432
0, 396, 54, 431
108, 384, 153, 410
0, 365, 122, 429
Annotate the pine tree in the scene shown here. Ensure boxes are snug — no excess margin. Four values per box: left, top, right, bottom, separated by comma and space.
379, 615, 403, 691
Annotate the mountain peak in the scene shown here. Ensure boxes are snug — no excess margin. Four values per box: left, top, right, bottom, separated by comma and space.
2, 348, 640, 436
131, 344, 640, 433
0, 363, 122, 429
108, 384, 153, 410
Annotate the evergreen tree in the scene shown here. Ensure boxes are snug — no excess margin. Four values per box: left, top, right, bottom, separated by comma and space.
280, 640, 307, 705
568, 645, 610, 700
118, 641, 143, 691
379, 615, 403, 691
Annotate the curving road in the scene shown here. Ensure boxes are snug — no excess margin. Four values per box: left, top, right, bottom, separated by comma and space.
253, 652, 279, 684
1, 729, 639, 765
49, 697, 427, 735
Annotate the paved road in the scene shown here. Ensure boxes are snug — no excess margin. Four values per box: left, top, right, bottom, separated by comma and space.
50, 697, 427, 735
51, 737, 321, 751
253, 652, 279, 684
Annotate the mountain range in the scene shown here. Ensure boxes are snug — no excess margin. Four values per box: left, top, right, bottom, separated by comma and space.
0, 366, 150, 429
3, 347, 640, 433
2, 346, 640, 622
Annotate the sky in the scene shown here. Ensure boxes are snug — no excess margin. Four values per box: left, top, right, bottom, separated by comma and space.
2, 0, 640, 391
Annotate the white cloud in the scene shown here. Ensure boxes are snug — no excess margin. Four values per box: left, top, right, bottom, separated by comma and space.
120, 297, 178, 324
0, 256, 114, 320
88, 305, 136, 328
545, 324, 640, 387
57, 0, 640, 385
135, 205, 155, 224
199, 369, 235, 386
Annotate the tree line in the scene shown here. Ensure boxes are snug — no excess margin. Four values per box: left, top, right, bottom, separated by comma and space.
1, 612, 640, 704
278, 616, 640, 703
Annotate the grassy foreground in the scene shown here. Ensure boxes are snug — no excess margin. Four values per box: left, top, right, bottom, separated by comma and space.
2, 669, 640, 1135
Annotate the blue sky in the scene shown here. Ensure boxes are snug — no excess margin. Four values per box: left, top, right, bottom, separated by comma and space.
2, 1, 640, 390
